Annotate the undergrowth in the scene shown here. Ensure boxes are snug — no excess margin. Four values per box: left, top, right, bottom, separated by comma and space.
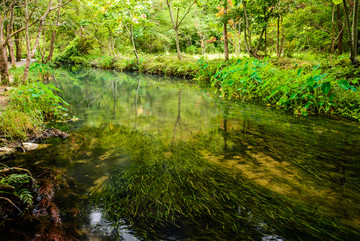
197, 57, 360, 121
0, 66, 68, 141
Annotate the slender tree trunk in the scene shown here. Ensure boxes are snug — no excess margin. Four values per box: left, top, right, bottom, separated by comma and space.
174, 28, 182, 60
255, 27, 266, 55
277, 15, 280, 57
242, 1, 255, 57
0, 17, 9, 83
265, 25, 267, 56
0, 46, 9, 84
238, 21, 241, 54
223, 2, 229, 61
167, 0, 182, 60
352, 0, 359, 60
14, 31, 22, 61
46, 0, 61, 63
46, 29, 56, 63
23, 0, 53, 81
7, 23, 16, 68
23, 0, 31, 82
343, 0, 354, 62
280, 16, 285, 57
331, 4, 337, 58
337, 5, 343, 54
129, 24, 139, 63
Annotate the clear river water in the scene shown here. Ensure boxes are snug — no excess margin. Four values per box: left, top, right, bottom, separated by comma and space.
3, 68, 360, 240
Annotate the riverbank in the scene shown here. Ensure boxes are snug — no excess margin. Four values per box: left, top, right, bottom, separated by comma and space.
0, 63, 69, 158
55, 53, 360, 122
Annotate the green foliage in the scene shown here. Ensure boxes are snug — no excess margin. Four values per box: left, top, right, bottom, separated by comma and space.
0, 166, 34, 207
91, 55, 116, 69
9, 82, 69, 121
29, 62, 54, 81
0, 109, 40, 140
54, 37, 93, 65
197, 57, 360, 120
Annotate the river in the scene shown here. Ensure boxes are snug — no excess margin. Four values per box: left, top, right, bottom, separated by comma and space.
3, 68, 360, 240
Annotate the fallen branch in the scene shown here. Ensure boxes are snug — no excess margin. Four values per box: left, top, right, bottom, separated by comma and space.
0, 167, 32, 176
0, 197, 22, 213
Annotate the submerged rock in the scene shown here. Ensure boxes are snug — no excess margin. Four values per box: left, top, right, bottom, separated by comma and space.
38, 128, 70, 140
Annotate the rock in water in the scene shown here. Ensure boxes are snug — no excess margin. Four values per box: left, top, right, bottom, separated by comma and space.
41, 128, 70, 139
22, 143, 39, 151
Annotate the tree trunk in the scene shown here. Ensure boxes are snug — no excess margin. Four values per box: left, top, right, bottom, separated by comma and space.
22, 0, 31, 82
0, 17, 9, 83
265, 26, 267, 56
14, 31, 22, 61
242, 1, 255, 57
352, 0, 359, 61
255, 27, 266, 55
129, 24, 139, 63
337, 5, 343, 54
343, 0, 354, 62
46, 0, 61, 63
6, 23, 16, 68
166, 0, 182, 60
277, 15, 280, 58
223, 2, 229, 61
23, 0, 53, 81
280, 16, 285, 57
46, 30, 56, 63
331, 4, 337, 57
238, 21, 241, 54
174, 28, 182, 60
0, 46, 9, 84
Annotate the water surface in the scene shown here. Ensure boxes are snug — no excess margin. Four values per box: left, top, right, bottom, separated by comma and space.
4, 68, 360, 240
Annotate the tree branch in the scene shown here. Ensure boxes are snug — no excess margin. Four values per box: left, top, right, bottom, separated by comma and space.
177, 1, 196, 28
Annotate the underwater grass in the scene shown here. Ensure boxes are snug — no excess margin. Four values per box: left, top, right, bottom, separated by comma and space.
96, 126, 358, 240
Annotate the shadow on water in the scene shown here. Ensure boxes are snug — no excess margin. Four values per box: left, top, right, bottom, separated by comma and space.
2, 67, 360, 240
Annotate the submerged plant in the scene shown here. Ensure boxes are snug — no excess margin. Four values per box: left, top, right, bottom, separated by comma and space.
96, 126, 357, 240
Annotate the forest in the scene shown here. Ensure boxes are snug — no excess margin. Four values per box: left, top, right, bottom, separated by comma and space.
0, 0, 360, 240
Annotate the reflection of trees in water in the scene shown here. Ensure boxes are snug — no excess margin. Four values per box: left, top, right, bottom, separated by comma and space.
134, 81, 140, 129
172, 89, 193, 143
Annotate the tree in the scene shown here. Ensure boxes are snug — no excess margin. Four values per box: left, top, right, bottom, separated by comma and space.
333, 0, 359, 64
166, 0, 197, 60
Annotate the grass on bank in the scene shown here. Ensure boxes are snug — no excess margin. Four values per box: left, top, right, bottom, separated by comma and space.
0, 64, 68, 141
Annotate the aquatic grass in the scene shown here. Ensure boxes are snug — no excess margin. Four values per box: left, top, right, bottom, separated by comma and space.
96, 126, 358, 240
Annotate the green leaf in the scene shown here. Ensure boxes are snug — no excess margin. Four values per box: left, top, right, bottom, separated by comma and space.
290, 93, 298, 100
332, 0, 342, 5
338, 79, 350, 90
297, 68, 303, 77
321, 82, 331, 95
